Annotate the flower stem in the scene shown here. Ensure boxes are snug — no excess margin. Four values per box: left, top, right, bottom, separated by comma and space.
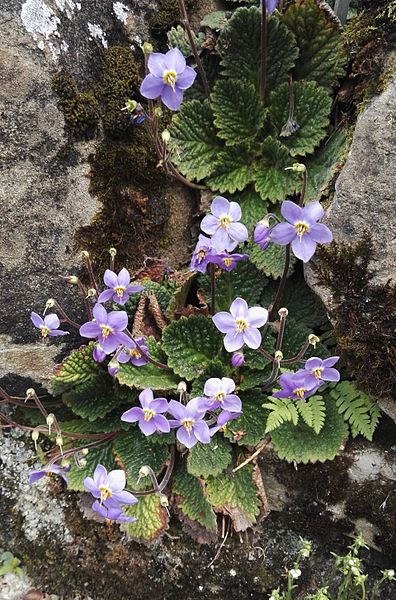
298, 167, 307, 207
54, 301, 81, 329
178, 0, 211, 102
281, 338, 310, 365
259, 0, 268, 100
125, 330, 171, 370
209, 263, 216, 316
268, 245, 291, 321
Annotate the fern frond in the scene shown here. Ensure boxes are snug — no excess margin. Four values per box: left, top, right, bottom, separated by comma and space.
264, 397, 299, 433
330, 381, 381, 441
297, 395, 326, 434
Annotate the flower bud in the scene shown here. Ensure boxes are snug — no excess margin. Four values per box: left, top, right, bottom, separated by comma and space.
161, 129, 171, 144
56, 435, 63, 446
159, 494, 169, 507
253, 220, 270, 251
45, 299, 56, 309
26, 388, 36, 398
67, 276, 79, 285
109, 247, 117, 257
289, 568, 301, 580
308, 334, 320, 348
274, 350, 283, 362
81, 250, 90, 259
32, 428, 40, 450
46, 414, 55, 434
278, 307, 288, 318
285, 162, 306, 173
177, 381, 187, 393
231, 351, 245, 368
81, 448, 89, 456
384, 569, 395, 579
124, 99, 137, 113
141, 42, 153, 55
86, 288, 97, 298
154, 106, 163, 118
138, 466, 150, 479
79, 458, 87, 468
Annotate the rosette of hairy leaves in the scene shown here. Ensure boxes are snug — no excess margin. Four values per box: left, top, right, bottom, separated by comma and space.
51, 344, 121, 420
330, 382, 381, 441
173, 463, 217, 540
270, 395, 348, 463
270, 81, 332, 157
187, 436, 232, 479
218, 7, 299, 93
205, 465, 261, 531
124, 494, 169, 542
212, 79, 266, 146
170, 100, 221, 181
253, 138, 299, 201
283, 0, 346, 89
162, 315, 224, 380
223, 390, 268, 446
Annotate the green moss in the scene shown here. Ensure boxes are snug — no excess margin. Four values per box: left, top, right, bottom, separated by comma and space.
52, 72, 100, 137
315, 235, 396, 399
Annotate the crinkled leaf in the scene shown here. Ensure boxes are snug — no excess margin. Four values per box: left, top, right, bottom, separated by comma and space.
51, 343, 100, 395
223, 390, 267, 446
330, 381, 381, 441
254, 138, 299, 201
116, 342, 179, 392
173, 463, 217, 539
218, 7, 299, 92
207, 144, 255, 194
162, 315, 224, 380
248, 241, 296, 279
270, 395, 348, 463
270, 81, 332, 156
234, 188, 269, 230
201, 11, 228, 31
199, 260, 267, 313
206, 465, 261, 531
113, 431, 170, 491
187, 435, 232, 479
212, 79, 266, 146
282, 0, 346, 89
123, 494, 168, 542
67, 440, 117, 491
170, 100, 221, 181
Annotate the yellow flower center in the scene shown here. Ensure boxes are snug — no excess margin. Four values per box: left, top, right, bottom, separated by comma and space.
214, 391, 226, 403
293, 388, 307, 399
143, 409, 155, 422
114, 285, 126, 298
129, 349, 142, 359
294, 221, 309, 237
312, 367, 324, 379
235, 319, 248, 333
99, 486, 112, 503
40, 326, 50, 338
197, 249, 207, 263
163, 70, 177, 88
100, 325, 113, 339
223, 257, 233, 268
181, 418, 195, 433
219, 215, 232, 228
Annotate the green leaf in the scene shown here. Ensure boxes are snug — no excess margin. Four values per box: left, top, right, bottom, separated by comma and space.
187, 435, 232, 479
51, 343, 101, 396
206, 465, 261, 531
116, 360, 179, 391
254, 138, 300, 201
212, 79, 266, 146
270, 394, 348, 463
173, 463, 217, 539
331, 381, 381, 441
170, 100, 221, 181
303, 128, 349, 201
207, 144, 255, 194
162, 315, 224, 380
264, 396, 299, 433
297, 395, 326, 434
234, 187, 269, 230
198, 259, 267, 312
248, 240, 296, 279
124, 494, 168, 542
270, 81, 332, 156
113, 431, 170, 490
201, 11, 228, 31
223, 390, 267, 446
218, 7, 299, 92
67, 441, 117, 491
282, 0, 346, 89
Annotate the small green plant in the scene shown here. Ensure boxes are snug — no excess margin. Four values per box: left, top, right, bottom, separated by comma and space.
0, 552, 23, 578
268, 535, 395, 600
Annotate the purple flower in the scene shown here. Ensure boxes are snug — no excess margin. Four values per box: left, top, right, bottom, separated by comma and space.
140, 47, 196, 111
117, 336, 149, 367
97, 268, 143, 305
92, 500, 136, 523
201, 196, 248, 252
203, 377, 242, 412
214, 252, 249, 272
213, 297, 268, 352
273, 370, 319, 401
79, 303, 130, 354
84, 464, 137, 507
303, 356, 340, 387
210, 410, 241, 437
108, 364, 119, 377
231, 351, 245, 368
121, 387, 170, 436
270, 200, 332, 263
29, 463, 69, 484
168, 398, 210, 448
93, 344, 106, 363
260, 0, 279, 14
30, 313, 69, 338
190, 234, 218, 274
254, 220, 270, 250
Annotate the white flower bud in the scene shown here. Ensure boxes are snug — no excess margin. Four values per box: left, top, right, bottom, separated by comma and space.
86, 288, 97, 298
81, 250, 90, 259
141, 42, 153, 55
79, 458, 87, 468
159, 494, 169, 507
308, 334, 320, 348
177, 381, 187, 393
161, 129, 171, 144
138, 466, 150, 478
67, 276, 79, 285
289, 568, 301, 579
46, 414, 55, 434
26, 388, 36, 398
81, 448, 89, 456
274, 350, 283, 362
45, 299, 56, 309
278, 307, 288, 318
109, 247, 117, 257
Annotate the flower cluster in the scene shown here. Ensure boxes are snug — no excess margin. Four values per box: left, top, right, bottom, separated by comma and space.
274, 356, 340, 400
